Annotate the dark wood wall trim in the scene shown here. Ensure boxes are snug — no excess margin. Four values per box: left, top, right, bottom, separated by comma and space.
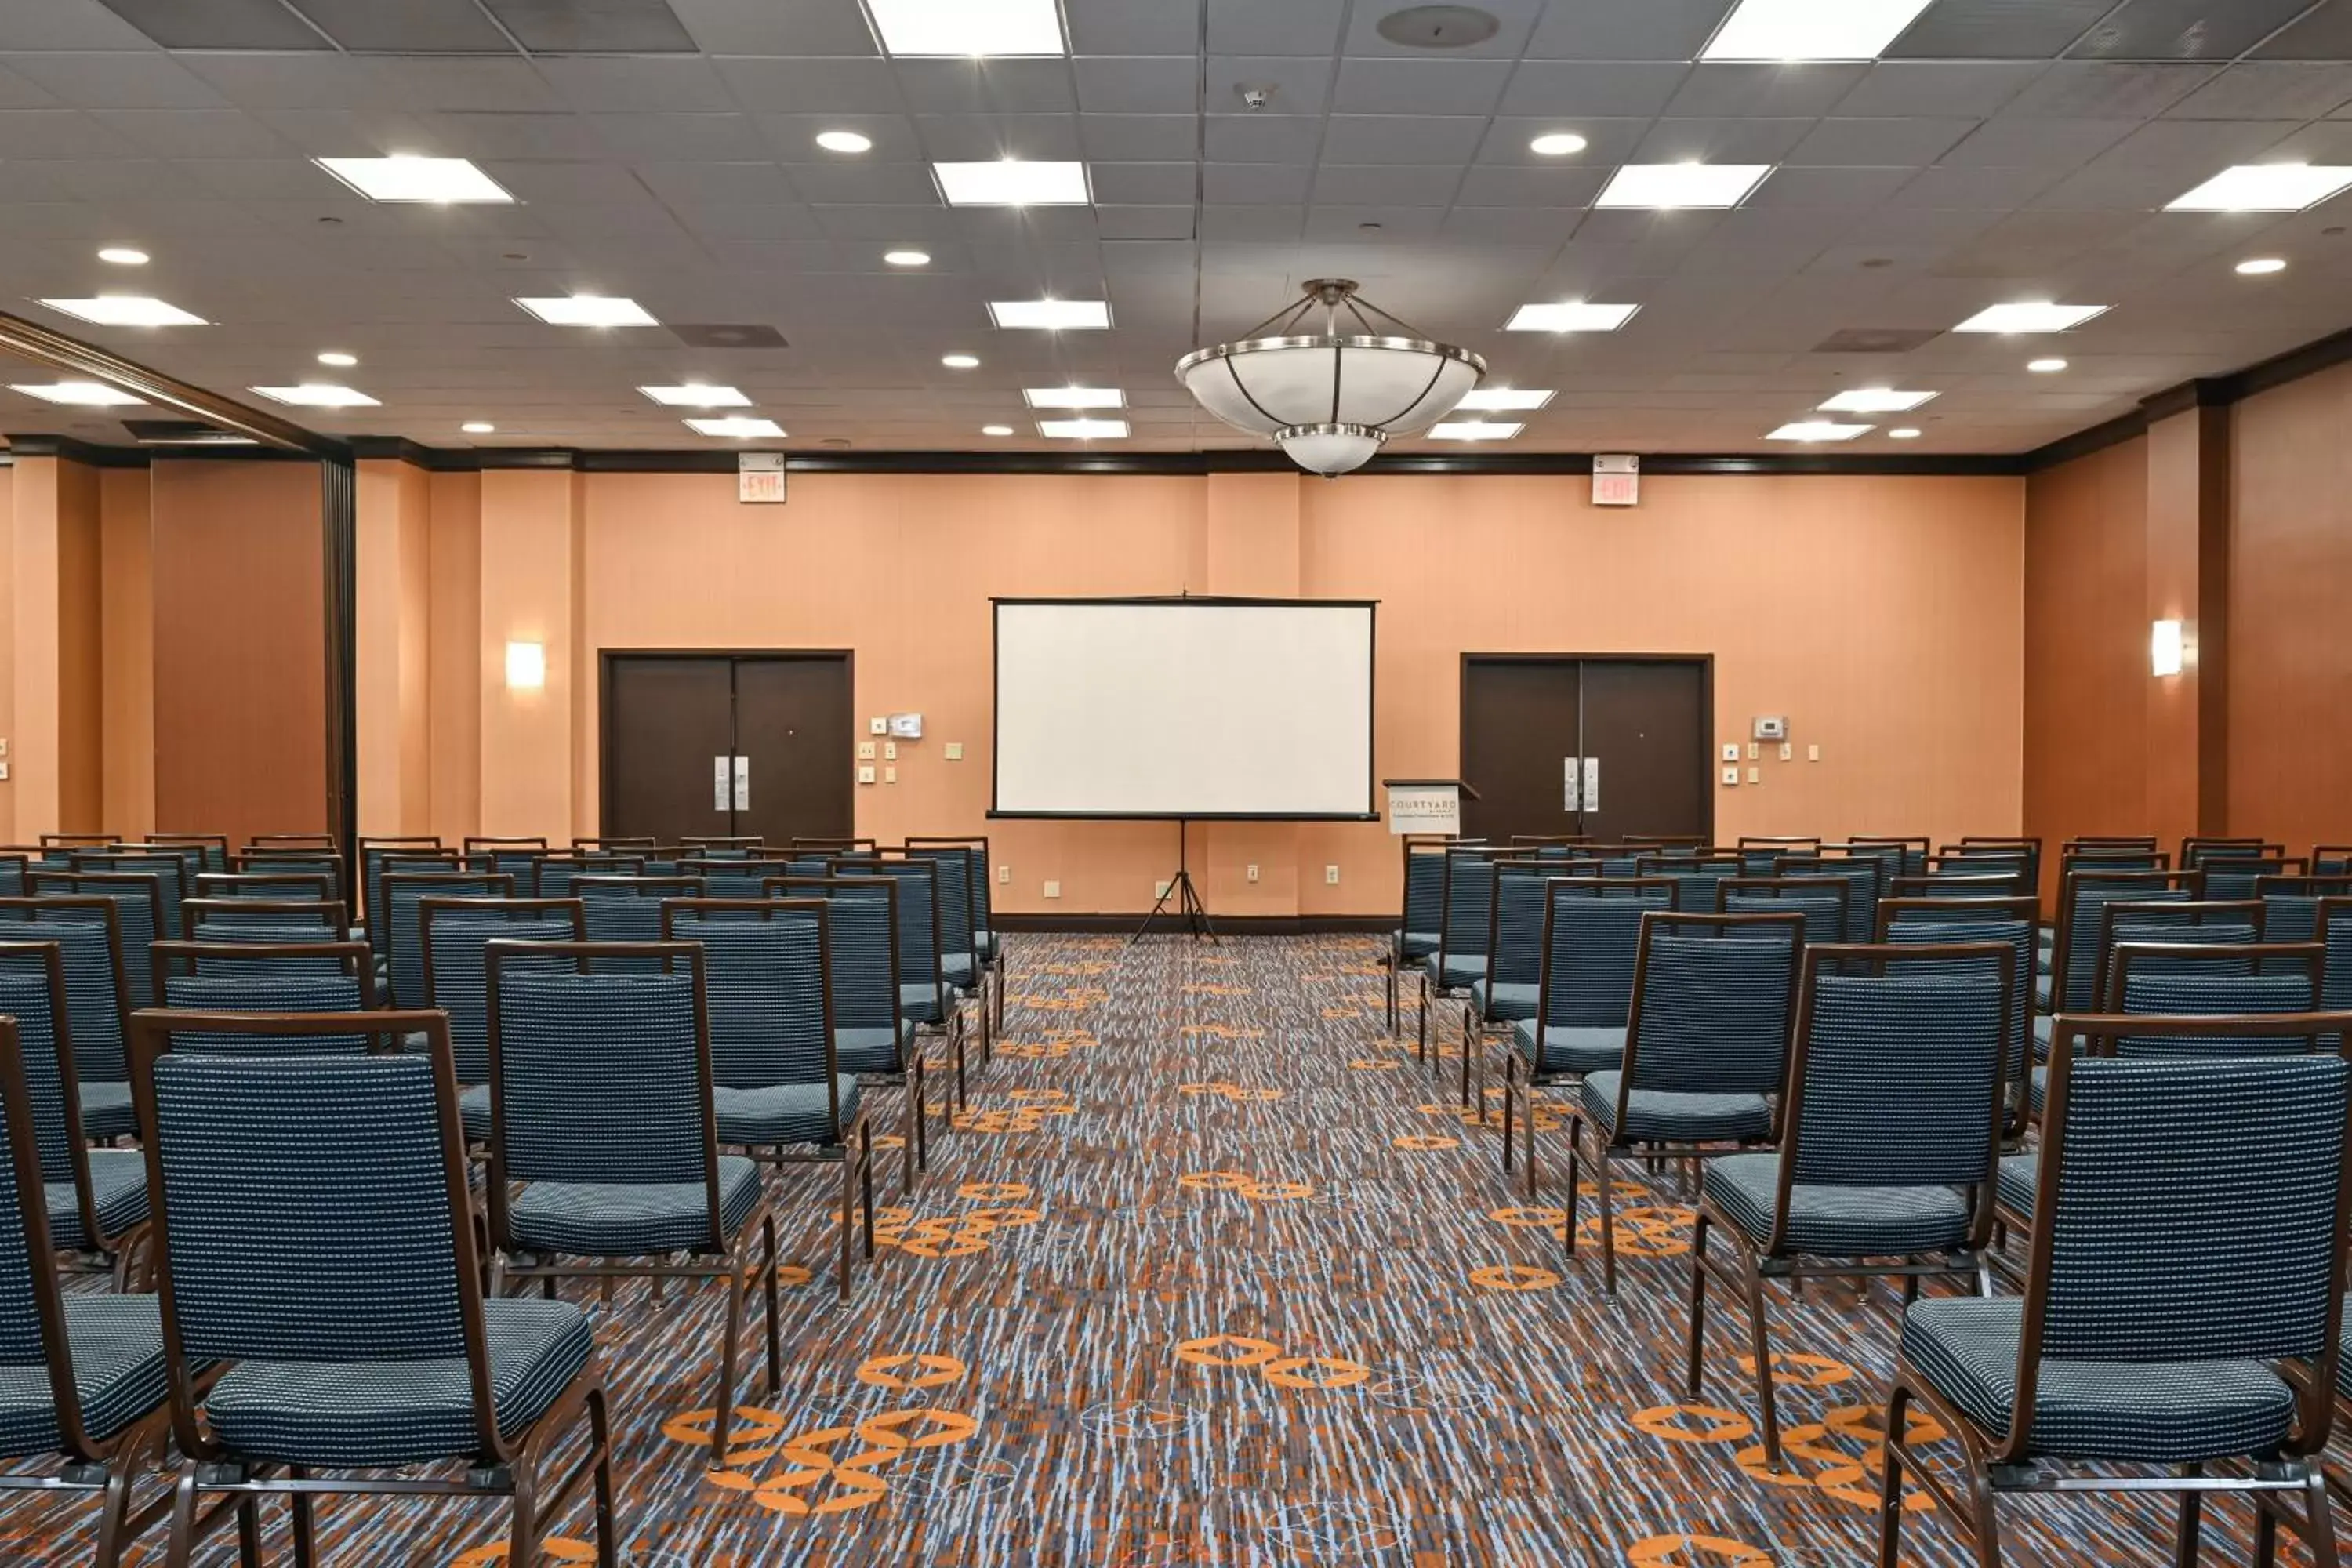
320, 456, 358, 873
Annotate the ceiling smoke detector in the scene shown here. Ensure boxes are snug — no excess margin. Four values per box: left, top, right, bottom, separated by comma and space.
1236, 84, 1275, 111
1375, 5, 1501, 48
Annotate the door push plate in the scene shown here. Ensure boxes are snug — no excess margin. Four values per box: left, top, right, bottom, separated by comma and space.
713, 756, 731, 811
1583, 756, 1601, 813
1563, 757, 1581, 812
733, 755, 751, 811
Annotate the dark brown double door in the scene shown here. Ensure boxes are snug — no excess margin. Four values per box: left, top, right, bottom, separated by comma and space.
601, 652, 854, 844
1460, 656, 1711, 844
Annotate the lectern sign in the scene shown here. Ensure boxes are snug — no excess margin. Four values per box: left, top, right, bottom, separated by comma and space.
1388, 785, 1461, 837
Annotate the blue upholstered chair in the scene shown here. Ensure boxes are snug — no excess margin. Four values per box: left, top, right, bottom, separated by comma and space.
28, 872, 164, 1012
1461, 859, 1555, 1107
2256, 874, 2352, 942
906, 846, 989, 1066
679, 858, 793, 900
681, 837, 764, 861
125, 1010, 615, 1565
0, 940, 147, 1287
484, 942, 782, 1468
233, 849, 350, 927
383, 870, 515, 1007
771, 873, 928, 1187
1774, 854, 1882, 942
531, 853, 644, 898
1686, 940, 2015, 1468
0, 855, 27, 900
0, 896, 136, 1146
1417, 848, 1503, 1066
0, 1017, 176, 1566
420, 898, 584, 1141
153, 940, 379, 1056
1499, 876, 1675, 1186
361, 844, 456, 946
2317, 844, 2352, 877
1389, 839, 1452, 1029
1882, 1025, 2352, 1567
1736, 837, 1818, 876
1879, 895, 2039, 1138
663, 898, 876, 1298
1853, 836, 1931, 878
1635, 851, 1742, 913
909, 837, 1001, 1030
465, 837, 549, 883
1563, 910, 1805, 1290
2044, 867, 2201, 1023
1718, 875, 1847, 947
71, 852, 191, 942
144, 833, 230, 874
183, 897, 345, 949
194, 873, 339, 918
840, 857, 975, 1112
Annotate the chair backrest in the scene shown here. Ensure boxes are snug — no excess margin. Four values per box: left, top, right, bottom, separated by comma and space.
842, 858, 943, 1001
362, 845, 459, 938
1534, 877, 1676, 1036
2316, 845, 2352, 877
1737, 837, 1818, 875
1436, 849, 1502, 966
901, 847, 976, 966
1882, 897, 2038, 1097
1399, 840, 1450, 938
1924, 851, 2034, 897
0, 897, 129, 1084
1718, 876, 1846, 946
197, 872, 336, 911
245, 834, 333, 850
74, 851, 191, 939
768, 874, 900, 1035
234, 850, 348, 913
421, 899, 585, 1083
683, 837, 764, 855
128, 1015, 491, 1396
28, 870, 164, 1008
2093, 898, 2260, 991
2053, 868, 2203, 1012
1618, 912, 1804, 1102
572, 837, 655, 852
679, 858, 793, 900
662, 900, 839, 1104
2256, 875, 2352, 942
1483, 859, 1553, 991
573, 875, 706, 959
1635, 852, 1740, 911
1779, 944, 2012, 1214
1773, 856, 1878, 941
0, 1017, 76, 1417
384, 872, 516, 1007
463, 837, 548, 879
154, 941, 376, 1054
147, 833, 231, 874
532, 854, 645, 897
2323, 898, 2352, 1013
0, 942, 85, 1186
1850, 836, 1929, 877
484, 944, 721, 1229
183, 896, 343, 938
2181, 835, 2276, 869
2107, 942, 2326, 1057
2018, 1030, 2351, 1404
2198, 854, 2304, 903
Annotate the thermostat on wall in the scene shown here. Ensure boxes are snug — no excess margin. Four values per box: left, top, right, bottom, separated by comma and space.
887, 713, 924, 739
1751, 715, 1788, 741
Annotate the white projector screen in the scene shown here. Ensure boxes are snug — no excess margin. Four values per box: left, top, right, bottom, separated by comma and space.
992, 597, 1377, 819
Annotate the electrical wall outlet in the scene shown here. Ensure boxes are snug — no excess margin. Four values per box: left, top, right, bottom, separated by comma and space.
884, 741, 898, 760
1808, 744, 1820, 762
1722, 767, 1740, 786
857, 741, 877, 760
946, 742, 964, 760
1043, 880, 1061, 899
0, 762, 9, 782
858, 764, 877, 785
1747, 765, 1760, 784
1246, 862, 1259, 883
884, 765, 897, 784
869, 717, 887, 735
1721, 743, 1740, 763
998, 865, 1010, 884
1155, 880, 1171, 898
1325, 864, 1340, 885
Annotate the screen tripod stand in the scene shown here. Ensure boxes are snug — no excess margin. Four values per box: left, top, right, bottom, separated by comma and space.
1131, 818, 1218, 944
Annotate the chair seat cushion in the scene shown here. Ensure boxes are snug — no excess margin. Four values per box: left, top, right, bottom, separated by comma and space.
204, 1298, 592, 1468
1394, 930, 1439, 960
2029, 1064, 2048, 1114
2034, 980, 2052, 1011
0, 1294, 168, 1457
1581, 1071, 1771, 1145
78, 1080, 137, 1142
1996, 1150, 2038, 1221
1704, 1152, 1971, 1257
458, 1083, 491, 1142
1468, 980, 1540, 1021
1510, 1020, 1623, 1078
1902, 1296, 2294, 1464
1420, 953, 1485, 990
715, 1077, 861, 1146
837, 1024, 910, 1075
49, 1148, 150, 1251
942, 954, 975, 987
898, 982, 946, 1024
507, 1154, 762, 1257
2033, 1013, 2055, 1059
975, 930, 998, 963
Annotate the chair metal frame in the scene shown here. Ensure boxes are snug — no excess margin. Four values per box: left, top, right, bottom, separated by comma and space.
906, 836, 1002, 1033
1416, 845, 1509, 1069
482, 941, 789, 1470
833, 855, 973, 1113
125, 1010, 617, 1566
1882, 1011, 2352, 1568
1685, 940, 2016, 1469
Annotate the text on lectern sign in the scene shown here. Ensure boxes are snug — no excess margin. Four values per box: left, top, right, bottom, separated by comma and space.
1388, 786, 1461, 837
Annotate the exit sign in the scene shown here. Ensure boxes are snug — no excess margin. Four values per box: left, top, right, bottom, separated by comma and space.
1592, 453, 1639, 506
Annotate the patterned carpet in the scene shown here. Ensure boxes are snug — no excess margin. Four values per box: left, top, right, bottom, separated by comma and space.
6, 934, 2307, 1564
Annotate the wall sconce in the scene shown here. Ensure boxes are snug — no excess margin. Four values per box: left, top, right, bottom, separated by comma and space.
2150, 619, 2184, 678
506, 641, 546, 690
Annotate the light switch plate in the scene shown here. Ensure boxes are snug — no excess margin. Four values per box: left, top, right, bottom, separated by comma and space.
1043, 880, 1061, 899
1246, 862, 1259, 883
1747, 765, 1760, 784
1746, 742, 1759, 760
1778, 742, 1792, 761
1155, 880, 1171, 898
997, 866, 1010, 884
946, 742, 964, 760
1325, 864, 1340, 884
1721, 743, 1740, 763
884, 765, 897, 783
1808, 744, 1820, 762
858, 764, 877, 785
1722, 767, 1740, 786
0, 762, 9, 781
884, 742, 897, 760
857, 741, 877, 760
869, 717, 888, 735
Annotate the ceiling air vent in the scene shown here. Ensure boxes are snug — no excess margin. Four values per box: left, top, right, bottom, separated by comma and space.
122, 419, 260, 447
1812, 328, 1942, 354
670, 324, 789, 350
1375, 5, 1501, 48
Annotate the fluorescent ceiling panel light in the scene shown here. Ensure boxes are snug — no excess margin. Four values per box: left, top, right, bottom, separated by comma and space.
982, 425, 1015, 436
1952, 303, 2107, 333
989, 299, 1110, 330
1456, 388, 1555, 411
1767, 421, 1871, 441
1889, 427, 1922, 440
2236, 256, 2288, 274
935, 160, 1089, 205
1038, 419, 1127, 438
2167, 164, 2352, 212
865, 0, 1066, 56
1025, 387, 1123, 408
96, 247, 147, 265
39, 296, 205, 327
9, 381, 142, 406
942, 354, 981, 368
1596, 163, 1771, 209
884, 249, 931, 266
316, 350, 357, 367
1818, 387, 1936, 412
1505, 302, 1640, 332
640, 383, 750, 407
462, 422, 496, 434
1428, 421, 1523, 440
1703, 0, 1935, 60
315, 156, 513, 203
1529, 132, 1587, 155
815, 129, 872, 153
514, 296, 658, 327
2027, 358, 2069, 372
687, 416, 785, 438
250, 383, 379, 408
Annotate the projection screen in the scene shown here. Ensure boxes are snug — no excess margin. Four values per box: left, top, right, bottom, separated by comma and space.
991, 597, 1377, 819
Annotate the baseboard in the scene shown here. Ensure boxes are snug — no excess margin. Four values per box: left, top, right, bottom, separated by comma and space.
989, 913, 1391, 935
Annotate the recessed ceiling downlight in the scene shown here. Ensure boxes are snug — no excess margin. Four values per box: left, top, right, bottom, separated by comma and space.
1374, 5, 1501, 48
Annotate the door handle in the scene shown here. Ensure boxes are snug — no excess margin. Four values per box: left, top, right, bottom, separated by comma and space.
1583, 756, 1600, 813
734, 755, 751, 811
713, 755, 731, 812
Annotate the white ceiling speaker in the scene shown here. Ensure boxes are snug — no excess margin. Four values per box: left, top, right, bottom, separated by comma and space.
1176, 279, 1485, 477
1374, 5, 1502, 48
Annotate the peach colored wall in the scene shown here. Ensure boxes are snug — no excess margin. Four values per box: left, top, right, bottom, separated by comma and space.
0, 463, 14, 842
356, 458, 433, 835
10, 456, 104, 837
99, 466, 154, 834
2024, 437, 2151, 886
2230, 364, 2352, 849
416, 466, 2030, 914
426, 470, 481, 844
150, 460, 326, 850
